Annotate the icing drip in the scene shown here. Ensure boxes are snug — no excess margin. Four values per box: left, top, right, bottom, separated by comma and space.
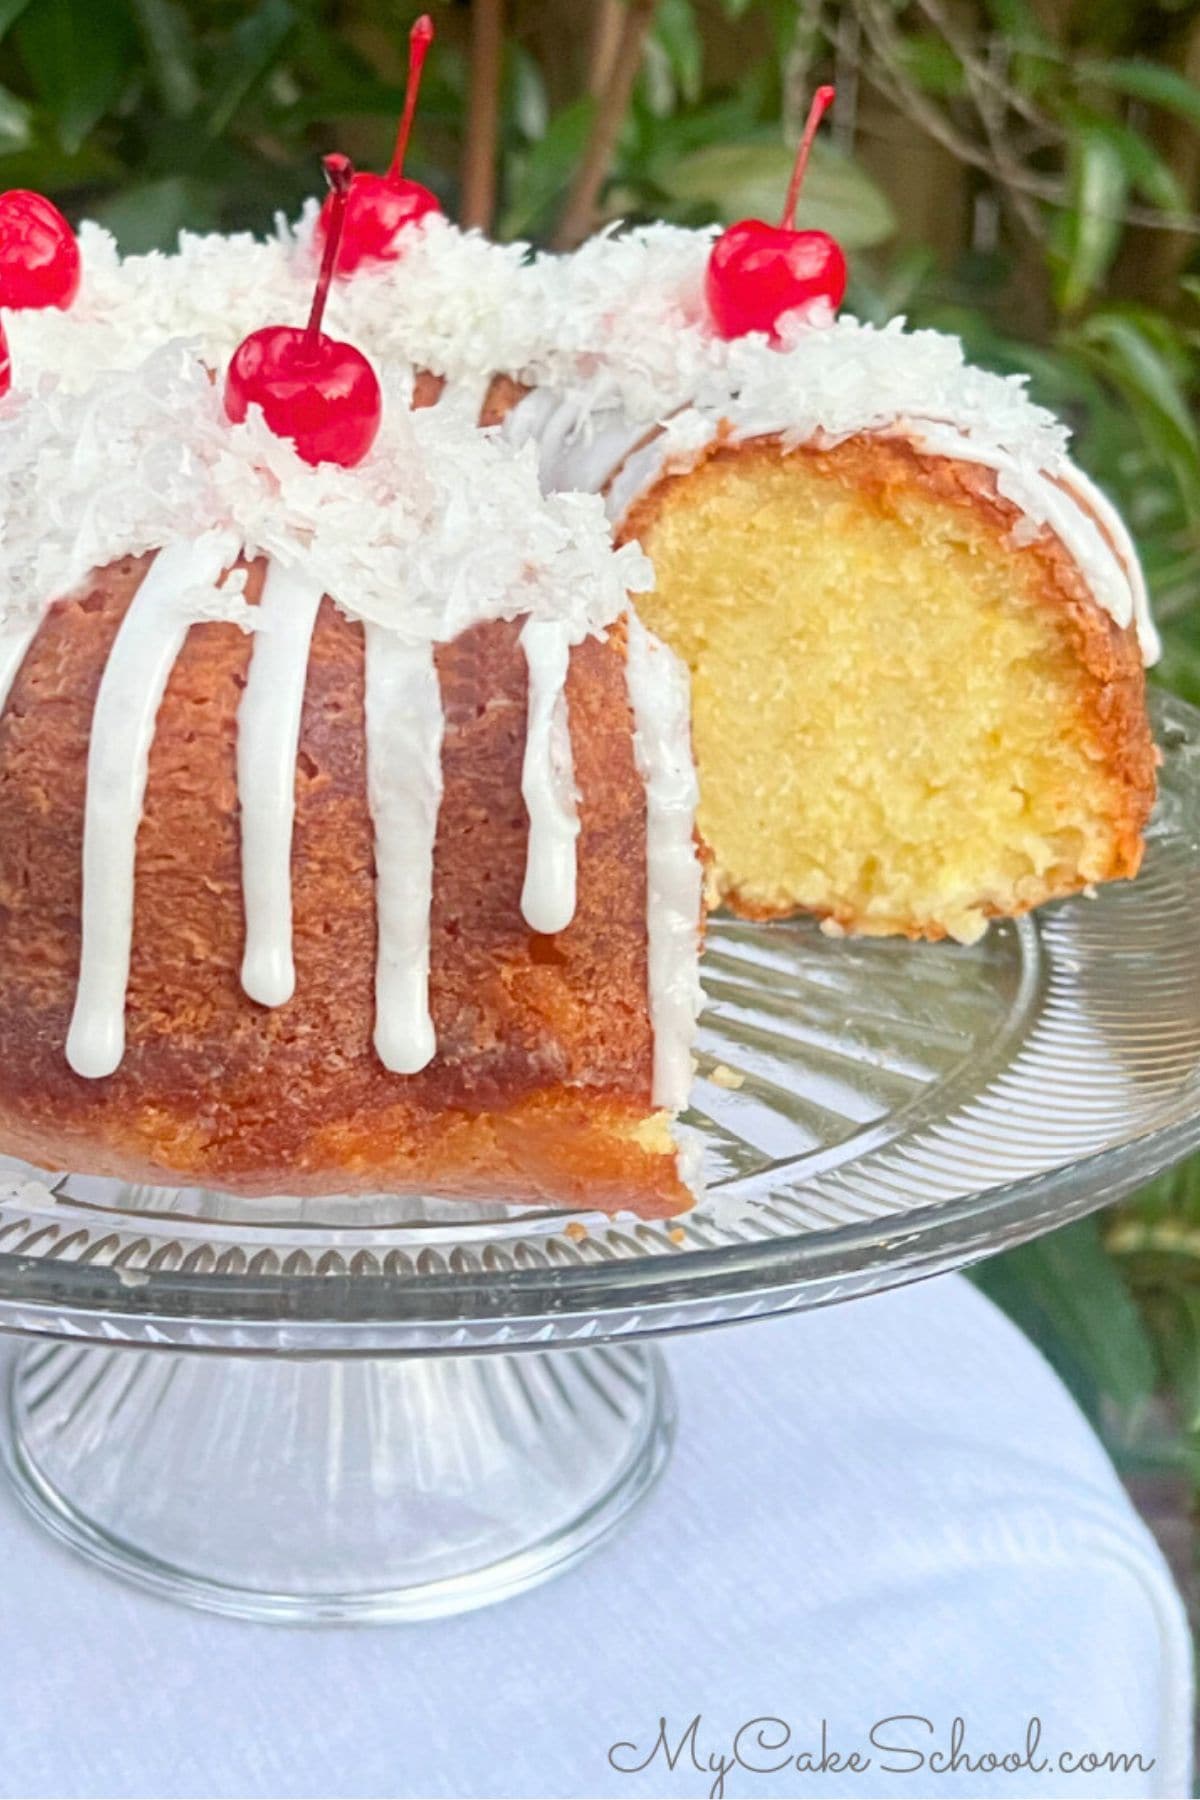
506, 390, 649, 504
519, 618, 580, 936
66, 534, 234, 1080
363, 626, 444, 1074
624, 612, 703, 1111
1041, 462, 1158, 664
237, 560, 324, 1007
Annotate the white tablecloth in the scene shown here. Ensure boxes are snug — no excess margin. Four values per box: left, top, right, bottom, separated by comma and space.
0, 1275, 1190, 1800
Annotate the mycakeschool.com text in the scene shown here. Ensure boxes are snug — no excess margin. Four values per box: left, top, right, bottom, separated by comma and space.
606, 1714, 1155, 1797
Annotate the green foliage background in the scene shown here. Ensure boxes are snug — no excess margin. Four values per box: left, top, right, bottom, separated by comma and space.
0, 0, 1198, 1529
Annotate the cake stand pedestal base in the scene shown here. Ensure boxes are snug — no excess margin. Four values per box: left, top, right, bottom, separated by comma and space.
2, 1339, 674, 1624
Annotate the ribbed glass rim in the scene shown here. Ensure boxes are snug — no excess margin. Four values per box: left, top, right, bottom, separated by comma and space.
0, 1107, 1196, 1344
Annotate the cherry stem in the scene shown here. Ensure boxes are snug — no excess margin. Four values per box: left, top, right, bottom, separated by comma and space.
306, 153, 353, 350
387, 13, 435, 185
780, 85, 835, 231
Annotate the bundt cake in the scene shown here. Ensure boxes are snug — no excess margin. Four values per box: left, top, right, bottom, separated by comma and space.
3, 211, 1160, 944
0, 345, 703, 1213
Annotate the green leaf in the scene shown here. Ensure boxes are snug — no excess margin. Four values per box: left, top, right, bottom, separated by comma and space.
845, 245, 939, 326
1153, 632, 1200, 711
652, 0, 703, 109
632, 96, 763, 173
1077, 58, 1200, 128
14, 0, 136, 153
1154, 1292, 1200, 1433
507, 44, 548, 143
90, 173, 219, 252
499, 97, 595, 240
1064, 309, 1200, 514
1056, 106, 1189, 217
982, 0, 1056, 95
1112, 1153, 1200, 1235
0, 0, 34, 38
659, 140, 896, 248
0, 128, 120, 186
206, 0, 295, 138
0, 83, 31, 151
983, 0, 1054, 52
894, 32, 966, 99
973, 1218, 1157, 1420
1073, 311, 1198, 451
1050, 125, 1128, 313
130, 0, 198, 120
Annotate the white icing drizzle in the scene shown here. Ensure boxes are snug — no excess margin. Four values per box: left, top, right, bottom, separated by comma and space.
1047, 461, 1160, 664
603, 426, 689, 530
624, 612, 703, 1112
363, 626, 445, 1075
519, 618, 580, 936
507, 389, 654, 504
66, 534, 233, 1080
237, 560, 324, 1008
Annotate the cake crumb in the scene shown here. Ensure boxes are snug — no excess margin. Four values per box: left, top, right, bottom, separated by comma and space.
709, 1062, 745, 1089
820, 918, 847, 939
564, 1221, 588, 1242
669, 1227, 686, 1245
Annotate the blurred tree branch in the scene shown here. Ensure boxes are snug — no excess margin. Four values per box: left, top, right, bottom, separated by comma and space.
552, 0, 657, 248
461, 0, 504, 230
588, 0, 625, 96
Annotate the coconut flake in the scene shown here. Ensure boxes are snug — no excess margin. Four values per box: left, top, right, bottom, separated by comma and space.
0, 341, 650, 644
1, 214, 1156, 659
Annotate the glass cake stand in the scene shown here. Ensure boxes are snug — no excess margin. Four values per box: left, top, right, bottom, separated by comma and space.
0, 690, 1197, 1624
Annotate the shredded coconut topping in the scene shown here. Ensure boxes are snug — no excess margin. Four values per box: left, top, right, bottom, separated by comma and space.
0, 341, 650, 640
706, 314, 1071, 467
6, 214, 1071, 463
4, 213, 1077, 472
1, 212, 1155, 657
5, 214, 720, 415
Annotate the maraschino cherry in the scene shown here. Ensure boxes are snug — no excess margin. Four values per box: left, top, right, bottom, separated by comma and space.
317, 13, 442, 275
224, 154, 383, 468
706, 86, 845, 342
0, 189, 80, 311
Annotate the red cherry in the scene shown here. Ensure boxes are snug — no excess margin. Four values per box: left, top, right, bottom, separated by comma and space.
317, 14, 442, 275
324, 171, 441, 275
0, 189, 80, 311
706, 86, 845, 342
225, 154, 382, 468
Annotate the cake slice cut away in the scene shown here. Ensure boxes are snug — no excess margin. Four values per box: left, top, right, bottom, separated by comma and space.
619, 433, 1155, 943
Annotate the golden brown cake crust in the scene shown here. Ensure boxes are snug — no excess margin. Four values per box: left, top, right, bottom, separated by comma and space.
617, 431, 1157, 935
0, 557, 690, 1215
